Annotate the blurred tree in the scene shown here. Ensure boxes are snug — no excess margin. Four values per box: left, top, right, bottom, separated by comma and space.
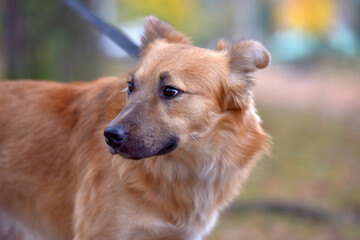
2, 0, 102, 81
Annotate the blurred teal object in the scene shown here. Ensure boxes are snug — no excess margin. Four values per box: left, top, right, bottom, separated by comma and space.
270, 30, 318, 62
329, 26, 359, 57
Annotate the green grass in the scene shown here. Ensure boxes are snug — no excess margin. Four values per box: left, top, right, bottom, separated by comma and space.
210, 106, 360, 240
210, 212, 360, 240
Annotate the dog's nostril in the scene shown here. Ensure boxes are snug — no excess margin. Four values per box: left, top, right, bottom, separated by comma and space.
111, 133, 123, 142
104, 126, 127, 148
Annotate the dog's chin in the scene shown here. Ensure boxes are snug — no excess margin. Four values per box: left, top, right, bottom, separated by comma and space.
107, 137, 179, 160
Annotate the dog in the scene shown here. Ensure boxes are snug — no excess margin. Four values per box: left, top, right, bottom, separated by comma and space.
0, 16, 270, 240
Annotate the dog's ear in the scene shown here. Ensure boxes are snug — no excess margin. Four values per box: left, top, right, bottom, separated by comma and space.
217, 39, 270, 110
141, 16, 191, 50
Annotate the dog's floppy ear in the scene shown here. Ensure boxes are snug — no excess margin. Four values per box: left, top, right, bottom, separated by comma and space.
141, 16, 191, 50
217, 40, 270, 110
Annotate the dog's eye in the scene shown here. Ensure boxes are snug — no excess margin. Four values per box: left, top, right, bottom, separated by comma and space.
163, 86, 179, 98
127, 81, 134, 95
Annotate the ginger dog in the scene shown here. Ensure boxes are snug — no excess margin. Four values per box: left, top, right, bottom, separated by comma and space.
0, 16, 270, 240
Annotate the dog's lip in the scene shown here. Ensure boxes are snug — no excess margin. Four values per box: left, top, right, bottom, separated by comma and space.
156, 139, 178, 156
107, 146, 143, 160
107, 146, 118, 155
107, 136, 179, 160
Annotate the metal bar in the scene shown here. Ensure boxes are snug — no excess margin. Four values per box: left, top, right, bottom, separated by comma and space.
61, 0, 141, 59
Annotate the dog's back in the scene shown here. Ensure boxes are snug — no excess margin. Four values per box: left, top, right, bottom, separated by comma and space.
0, 78, 126, 239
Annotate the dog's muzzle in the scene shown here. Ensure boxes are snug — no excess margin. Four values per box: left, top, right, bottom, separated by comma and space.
104, 125, 179, 160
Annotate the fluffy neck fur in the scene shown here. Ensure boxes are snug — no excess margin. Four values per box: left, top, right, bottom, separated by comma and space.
75, 77, 269, 235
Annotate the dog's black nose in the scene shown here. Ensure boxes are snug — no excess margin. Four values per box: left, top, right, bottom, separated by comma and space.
104, 126, 127, 148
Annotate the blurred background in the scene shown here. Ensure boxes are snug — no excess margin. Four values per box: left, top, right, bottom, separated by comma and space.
1, 0, 359, 239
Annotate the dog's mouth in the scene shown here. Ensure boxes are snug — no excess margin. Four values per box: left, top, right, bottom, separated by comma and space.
107, 136, 179, 160
155, 138, 178, 156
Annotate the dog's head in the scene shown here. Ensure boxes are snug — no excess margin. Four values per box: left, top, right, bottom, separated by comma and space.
104, 16, 270, 160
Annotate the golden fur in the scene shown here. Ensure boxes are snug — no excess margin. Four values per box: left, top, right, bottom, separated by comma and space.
0, 16, 270, 240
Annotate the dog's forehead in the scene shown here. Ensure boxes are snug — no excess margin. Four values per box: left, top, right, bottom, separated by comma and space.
136, 43, 225, 82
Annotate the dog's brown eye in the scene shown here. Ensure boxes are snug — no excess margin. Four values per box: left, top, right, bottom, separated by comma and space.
127, 81, 134, 95
163, 86, 179, 98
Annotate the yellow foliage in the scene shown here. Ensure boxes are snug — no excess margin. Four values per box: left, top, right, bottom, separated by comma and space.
275, 0, 336, 34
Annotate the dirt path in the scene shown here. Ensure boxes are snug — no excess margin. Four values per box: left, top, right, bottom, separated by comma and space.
254, 65, 360, 118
